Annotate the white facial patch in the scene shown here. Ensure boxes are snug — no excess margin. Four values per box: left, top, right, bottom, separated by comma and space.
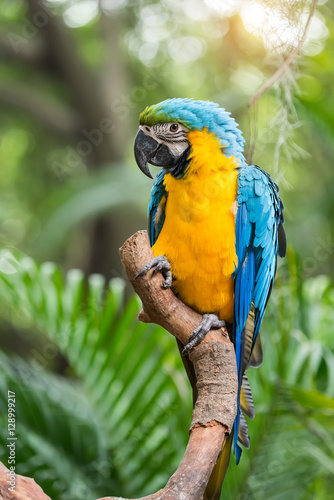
140, 123, 189, 157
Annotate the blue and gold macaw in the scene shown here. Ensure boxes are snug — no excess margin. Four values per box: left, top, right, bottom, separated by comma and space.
134, 98, 286, 499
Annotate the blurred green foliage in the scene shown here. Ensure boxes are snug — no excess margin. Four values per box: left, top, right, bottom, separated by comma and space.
0, 0, 334, 498
0, 250, 334, 499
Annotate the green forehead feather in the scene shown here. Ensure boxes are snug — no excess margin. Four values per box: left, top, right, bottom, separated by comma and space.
139, 104, 190, 128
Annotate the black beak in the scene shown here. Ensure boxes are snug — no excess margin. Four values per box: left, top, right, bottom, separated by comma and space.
134, 129, 158, 179
134, 129, 175, 179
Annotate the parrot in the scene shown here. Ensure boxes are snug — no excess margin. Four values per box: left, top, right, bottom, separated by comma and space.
133, 98, 286, 499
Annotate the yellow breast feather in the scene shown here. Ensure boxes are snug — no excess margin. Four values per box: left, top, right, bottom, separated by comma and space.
152, 129, 238, 322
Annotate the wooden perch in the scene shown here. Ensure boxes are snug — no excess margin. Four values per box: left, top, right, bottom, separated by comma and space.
112, 230, 238, 499
0, 462, 51, 499
0, 231, 238, 500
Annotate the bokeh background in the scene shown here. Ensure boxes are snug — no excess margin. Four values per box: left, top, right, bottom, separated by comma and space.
0, 0, 334, 499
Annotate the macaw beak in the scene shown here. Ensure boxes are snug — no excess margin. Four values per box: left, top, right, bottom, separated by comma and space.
134, 129, 175, 179
134, 129, 157, 179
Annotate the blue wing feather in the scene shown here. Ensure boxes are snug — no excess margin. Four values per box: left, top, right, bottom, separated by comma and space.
148, 168, 167, 246
233, 165, 285, 463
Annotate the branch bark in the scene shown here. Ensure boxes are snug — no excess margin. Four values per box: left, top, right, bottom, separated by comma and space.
113, 230, 238, 499
0, 231, 238, 500
0, 462, 51, 499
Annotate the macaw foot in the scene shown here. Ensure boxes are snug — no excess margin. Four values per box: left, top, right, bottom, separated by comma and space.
182, 313, 226, 355
134, 255, 172, 289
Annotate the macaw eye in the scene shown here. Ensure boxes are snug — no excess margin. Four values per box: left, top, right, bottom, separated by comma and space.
169, 123, 179, 132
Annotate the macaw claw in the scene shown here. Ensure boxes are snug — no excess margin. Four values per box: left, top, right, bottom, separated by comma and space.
134, 255, 172, 289
182, 314, 226, 355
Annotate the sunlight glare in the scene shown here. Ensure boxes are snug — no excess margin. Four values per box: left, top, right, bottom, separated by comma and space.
241, 1, 300, 52
240, 1, 328, 54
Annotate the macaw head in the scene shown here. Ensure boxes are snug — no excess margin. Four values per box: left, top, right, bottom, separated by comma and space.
134, 98, 246, 179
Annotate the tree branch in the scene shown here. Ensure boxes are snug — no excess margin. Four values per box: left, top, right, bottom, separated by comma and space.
0, 231, 238, 500
114, 230, 238, 499
248, 0, 318, 108
0, 462, 51, 499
